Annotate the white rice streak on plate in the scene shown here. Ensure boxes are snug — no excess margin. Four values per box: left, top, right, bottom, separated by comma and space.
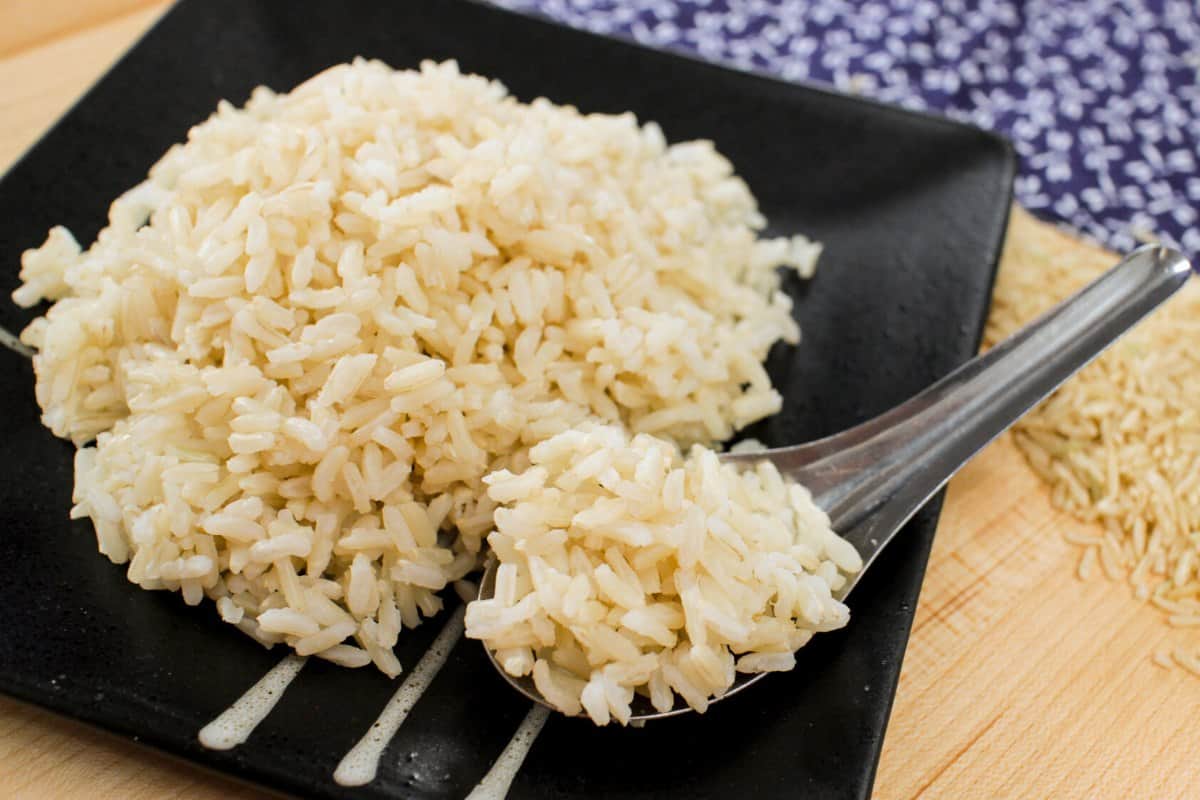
466, 705, 551, 800
333, 605, 466, 787
198, 655, 307, 750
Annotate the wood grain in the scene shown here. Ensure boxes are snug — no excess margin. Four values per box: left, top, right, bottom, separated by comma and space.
1, 5, 1194, 799
0, 696, 254, 799
876, 399, 1197, 800
0, 2, 169, 168
0, 0, 161, 57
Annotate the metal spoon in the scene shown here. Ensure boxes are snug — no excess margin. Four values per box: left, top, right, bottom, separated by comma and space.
478, 244, 1194, 722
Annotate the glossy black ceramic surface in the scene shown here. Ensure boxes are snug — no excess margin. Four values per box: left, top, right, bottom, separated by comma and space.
0, 1, 1014, 797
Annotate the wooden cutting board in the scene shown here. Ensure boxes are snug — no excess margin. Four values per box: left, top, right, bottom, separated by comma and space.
0, 4, 1195, 798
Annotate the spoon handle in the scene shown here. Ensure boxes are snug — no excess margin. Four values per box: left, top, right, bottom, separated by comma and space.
787, 244, 1192, 584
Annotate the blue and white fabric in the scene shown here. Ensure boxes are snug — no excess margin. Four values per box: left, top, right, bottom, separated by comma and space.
498, 0, 1200, 254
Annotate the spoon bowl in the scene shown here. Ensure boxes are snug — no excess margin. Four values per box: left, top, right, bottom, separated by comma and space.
478, 244, 1194, 723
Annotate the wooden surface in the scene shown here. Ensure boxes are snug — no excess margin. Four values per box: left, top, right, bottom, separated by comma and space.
0, 5, 1194, 799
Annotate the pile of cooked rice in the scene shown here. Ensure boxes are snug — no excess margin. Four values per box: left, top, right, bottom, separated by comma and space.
13, 59, 832, 685
465, 424, 859, 724
986, 209, 1200, 670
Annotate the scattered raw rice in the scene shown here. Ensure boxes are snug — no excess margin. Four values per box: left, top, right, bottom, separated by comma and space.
464, 423, 861, 724
986, 209, 1200, 653
13, 60, 822, 676
1172, 646, 1200, 677
1076, 547, 1097, 581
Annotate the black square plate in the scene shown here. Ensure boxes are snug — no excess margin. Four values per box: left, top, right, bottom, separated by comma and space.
0, 1, 1013, 797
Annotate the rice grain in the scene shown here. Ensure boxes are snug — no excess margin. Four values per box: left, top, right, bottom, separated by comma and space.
14, 59, 823, 677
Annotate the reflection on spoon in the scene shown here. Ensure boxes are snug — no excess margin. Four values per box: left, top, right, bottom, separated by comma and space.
0, 325, 33, 359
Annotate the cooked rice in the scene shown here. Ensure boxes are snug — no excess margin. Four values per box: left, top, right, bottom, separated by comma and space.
13, 59, 822, 676
464, 423, 860, 724
986, 209, 1200, 652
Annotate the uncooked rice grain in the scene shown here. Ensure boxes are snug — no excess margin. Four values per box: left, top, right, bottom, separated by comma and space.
14, 59, 823, 676
986, 210, 1200, 655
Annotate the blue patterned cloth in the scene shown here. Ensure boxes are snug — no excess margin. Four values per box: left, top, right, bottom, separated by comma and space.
497, 0, 1200, 255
